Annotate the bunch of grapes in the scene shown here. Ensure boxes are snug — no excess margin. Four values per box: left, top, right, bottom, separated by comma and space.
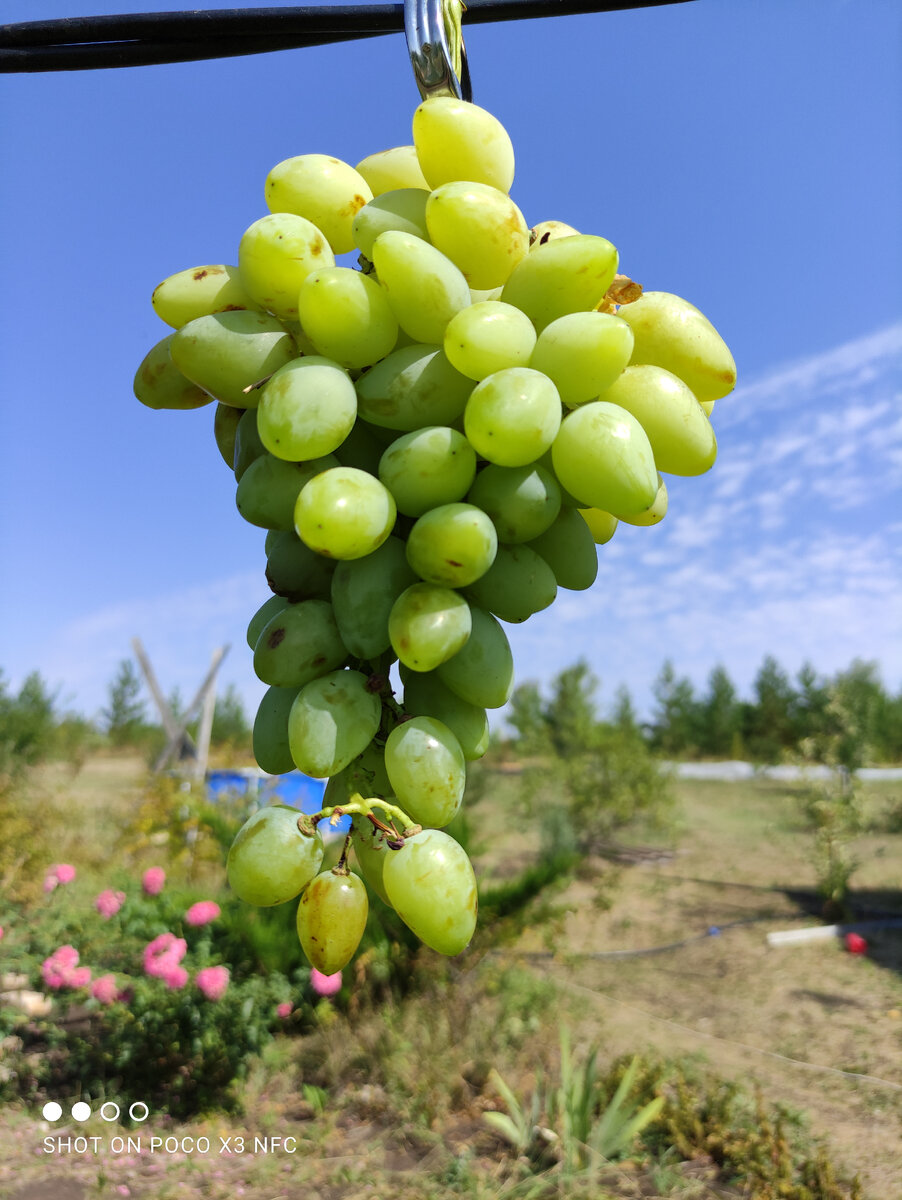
134, 94, 736, 975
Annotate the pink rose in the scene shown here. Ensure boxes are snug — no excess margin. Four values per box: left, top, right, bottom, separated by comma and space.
185, 901, 221, 927
276, 1002, 293, 1019
310, 968, 342, 997
44, 864, 76, 892
91, 974, 120, 1005
161, 964, 189, 990
0, 926, 5, 941
143, 933, 187, 980
195, 965, 229, 1001
95, 889, 126, 919
845, 932, 868, 955
142, 867, 166, 896
41, 945, 90, 991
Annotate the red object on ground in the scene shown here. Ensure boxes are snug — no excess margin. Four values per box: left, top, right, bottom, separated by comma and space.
844, 932, 867, 955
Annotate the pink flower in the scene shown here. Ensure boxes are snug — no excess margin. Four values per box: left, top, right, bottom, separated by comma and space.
276, 1002, 293, 1019
43, 863, 76, 892
185, 901, 221, 927
845, 932, 868, 955
142, 867, 166, 896
310, 968, 342, 997
161, 964, 188, 990
41, 945, 91, 991
143, 932, 188, 981
91, 974, 120, 1005
95, 889, 126, 919
195, 965, 229, 1001
0, 926, 5, 941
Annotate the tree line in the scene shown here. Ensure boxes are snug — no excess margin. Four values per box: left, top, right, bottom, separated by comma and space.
507, 656, 902, 769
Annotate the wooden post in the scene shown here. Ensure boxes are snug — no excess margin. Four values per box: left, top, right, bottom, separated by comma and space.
152, 645, 229, 773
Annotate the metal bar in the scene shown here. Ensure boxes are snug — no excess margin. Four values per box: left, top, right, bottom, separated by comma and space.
1, 1, 695, 72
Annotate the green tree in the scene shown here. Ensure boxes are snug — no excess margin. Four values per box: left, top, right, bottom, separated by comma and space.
545, 660, 598, 757
650, 660, 699, 757
507, 680, 551, 755
611, 683, 640, 739
102, 659, 146, 746
743, 655, 796, 763
0, 670, 58, 770
211, 684, 251, 746
792, 661, 831, 756
696, 664, 741, 758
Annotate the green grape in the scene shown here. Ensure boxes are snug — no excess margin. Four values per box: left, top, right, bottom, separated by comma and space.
412, 96, 515, 193
296, 868, 369, 974
596, 364, 717, 476
355, 344, 473, 432
526, 507, 598, 591
384, 716, 465, 828
437, 604, 513, 709
530, 219, 580, 246
288, 669, 382, 777
236, 453, 338, 531
294, 466, 396, 560
265, 154, 373, 255
296, 268, 397, 370
464, 368, 562, 467
466, 462, 561, 543
324, 741, 395, 810
257, 356, 357, 460
616, 291, 736, 406
227, 804, 324, 907
214, 403, 243, 468
578, 508, 618, 545
443, 301, 537, 381
371, 231, 470, 344
265, 530, 337, 601
350, 815, 393, 905
238, 213, 334, 320
330, 536, 417, 659
352, 188, 430, 261
246, 594, 289, 650
382, 828, 477, 956
389, 583, 472, 672
552, 401, 658, 515
133, 334, 212, 410
399, 666, 490, 761
465, 543, 557, 624
233, 407, 267, 480
469, 286, 504, 303
501, 234, 619, 332
406, 503, 498, 588
253, 599, 347, 688
616, 473, 668, 526
253, 685, 300, 774
355, 145, 429, 195
378, 426, 476, 517
425, 182, 528, 289
152, 264, 261, 329
333, 420, 387, 475
530, 311, 634, 407
170, 311, 296, 409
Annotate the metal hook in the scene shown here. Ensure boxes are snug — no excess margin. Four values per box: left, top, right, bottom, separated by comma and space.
404, 0, 472, 103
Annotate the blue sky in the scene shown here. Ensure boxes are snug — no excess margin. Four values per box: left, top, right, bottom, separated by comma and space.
1, 0, 900, 726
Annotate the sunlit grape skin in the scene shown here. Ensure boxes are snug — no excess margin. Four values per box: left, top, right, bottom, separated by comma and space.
406, 503, 498, 589
227, 804, 324, 907
384, 716, 466, 828
412, 96, 515, 193
288, 669, 382, 777
383, 828, 478, 956
265, 153, 373, 255
389, 583, 472, 672
294, 466, 396, 560
551, 402, 658, 516
296, 869, 369, 974
257, 357, 357, 461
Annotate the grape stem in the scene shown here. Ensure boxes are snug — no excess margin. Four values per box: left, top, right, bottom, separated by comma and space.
310, 793, 422, 838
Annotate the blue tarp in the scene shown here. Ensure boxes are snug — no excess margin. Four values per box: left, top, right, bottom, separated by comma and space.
206, 769, 350, 834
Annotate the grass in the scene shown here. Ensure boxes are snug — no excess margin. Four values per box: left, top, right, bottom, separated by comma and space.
1, 756, 899, 1198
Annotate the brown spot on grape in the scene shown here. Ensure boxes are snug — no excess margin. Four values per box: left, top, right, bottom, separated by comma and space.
267, 628, 286, 649
446, 560, 462, 567
312, 655, 326, 666
193, 269, 209, 281
540, 231, 551, 245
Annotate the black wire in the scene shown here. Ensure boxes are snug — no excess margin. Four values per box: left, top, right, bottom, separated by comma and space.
1, 0, 696, 73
